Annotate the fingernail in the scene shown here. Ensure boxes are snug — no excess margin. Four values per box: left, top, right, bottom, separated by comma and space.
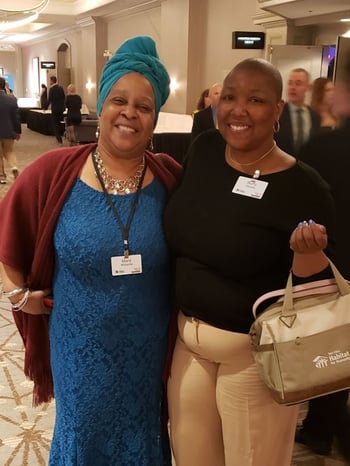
308, 219, 315, 225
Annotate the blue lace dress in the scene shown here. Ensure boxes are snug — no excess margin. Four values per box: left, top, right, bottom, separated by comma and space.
48, 177, 172, 466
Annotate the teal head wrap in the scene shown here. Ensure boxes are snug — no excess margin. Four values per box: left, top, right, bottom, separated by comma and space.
97, 36, 170, 125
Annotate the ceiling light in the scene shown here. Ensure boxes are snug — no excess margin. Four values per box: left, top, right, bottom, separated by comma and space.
340, 18, 350, 22
0, 0, 49, 32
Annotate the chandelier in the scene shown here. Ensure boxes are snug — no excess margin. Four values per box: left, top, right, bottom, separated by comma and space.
0, 0, 50, 32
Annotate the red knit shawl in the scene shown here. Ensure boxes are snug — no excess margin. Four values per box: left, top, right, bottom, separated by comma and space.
0, 143, 182, 405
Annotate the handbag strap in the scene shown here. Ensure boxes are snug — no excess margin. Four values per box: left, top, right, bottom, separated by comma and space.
283, 259, 350, 313
252, 260, 350, 318
252, 278, 339, 318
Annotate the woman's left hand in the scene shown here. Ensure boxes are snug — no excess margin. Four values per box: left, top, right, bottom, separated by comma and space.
289, 219, 328, 254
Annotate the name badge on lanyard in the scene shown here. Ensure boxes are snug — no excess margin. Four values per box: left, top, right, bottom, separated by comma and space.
92, 149, 146, 277
111, 254, 143, 276
232, 176, 268, 199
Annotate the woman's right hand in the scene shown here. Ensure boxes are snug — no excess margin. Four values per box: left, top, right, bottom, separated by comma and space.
0, 263, 52, 315
17, 289, 52, 315
289, 220, 329, 277
289, 219, 328, 254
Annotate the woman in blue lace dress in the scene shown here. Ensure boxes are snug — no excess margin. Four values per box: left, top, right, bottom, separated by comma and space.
0, 36, 182, 466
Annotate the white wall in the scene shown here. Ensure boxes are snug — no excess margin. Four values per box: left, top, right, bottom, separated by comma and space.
107, 8, 162, 50
0, 49, 21, 95
20, 30, 82, 98
203, 1, 265, 87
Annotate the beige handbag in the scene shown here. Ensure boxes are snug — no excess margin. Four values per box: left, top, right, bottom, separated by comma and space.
250, 260, 350, 405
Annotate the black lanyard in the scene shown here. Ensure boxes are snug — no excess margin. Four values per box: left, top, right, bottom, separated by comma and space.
92, 150, 147, 258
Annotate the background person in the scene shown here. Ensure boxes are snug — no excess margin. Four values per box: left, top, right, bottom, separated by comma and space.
5, 81, 14, 95
47, 75, 65, 144
164, 58, 335, 466
191, 87, 210, 117
191, 82, 222, 140
65, 83, 82, 145
0, 76, 21, 184
0, 35, 182, 465
40, 83, 48, 110
296, 57, 350, 464
310, 77, 337, 129
275, 68, 321, 156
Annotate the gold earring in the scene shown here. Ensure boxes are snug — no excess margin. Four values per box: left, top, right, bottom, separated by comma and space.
273, 120, 280, 133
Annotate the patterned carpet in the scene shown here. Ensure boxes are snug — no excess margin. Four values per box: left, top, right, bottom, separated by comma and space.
0, 294, 55, 466
0, 126, 349, 465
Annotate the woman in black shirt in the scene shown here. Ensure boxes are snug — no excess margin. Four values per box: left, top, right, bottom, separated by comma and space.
65, 84, 82, 144
40, 84, 48, 110
164, 58, 334, 466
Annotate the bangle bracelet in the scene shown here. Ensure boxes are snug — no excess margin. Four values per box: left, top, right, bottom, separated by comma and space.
12, 289, 31, 312
2, 287, 28, 298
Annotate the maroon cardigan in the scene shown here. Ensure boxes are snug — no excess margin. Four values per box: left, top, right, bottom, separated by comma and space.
0, 143, 182, 405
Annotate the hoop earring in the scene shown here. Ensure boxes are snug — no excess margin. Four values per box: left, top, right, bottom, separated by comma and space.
95, 125, 100, 140
273, 120, 280, 133
147, 137, 154, 152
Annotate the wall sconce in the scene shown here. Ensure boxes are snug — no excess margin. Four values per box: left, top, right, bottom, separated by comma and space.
103, 50, 112, 60
170, 77, 179, 93
85, 80, 94, 91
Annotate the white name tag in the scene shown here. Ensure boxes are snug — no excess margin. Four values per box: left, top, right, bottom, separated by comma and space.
232, 176, 268, 199
111, 254, 143, 276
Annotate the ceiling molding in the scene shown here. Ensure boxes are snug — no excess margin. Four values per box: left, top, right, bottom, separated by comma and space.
253, 12, 288, 28
75, 16, 98, 27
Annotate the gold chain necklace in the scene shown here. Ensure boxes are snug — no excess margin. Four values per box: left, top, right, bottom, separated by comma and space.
227, 141, 276, 167
94, 149, 145, 195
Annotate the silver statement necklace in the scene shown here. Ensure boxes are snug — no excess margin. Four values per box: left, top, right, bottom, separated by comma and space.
93, 149, 145, 195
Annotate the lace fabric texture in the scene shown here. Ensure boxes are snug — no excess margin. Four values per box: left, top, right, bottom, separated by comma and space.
49, 178, 171, 465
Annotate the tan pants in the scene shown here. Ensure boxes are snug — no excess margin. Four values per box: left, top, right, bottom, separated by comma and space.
168, 312, 299, 466
0, 139, 17, 174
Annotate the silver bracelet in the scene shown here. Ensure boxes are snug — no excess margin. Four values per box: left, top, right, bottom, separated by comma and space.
2, 287, 28, 298
12, 289, 31, 312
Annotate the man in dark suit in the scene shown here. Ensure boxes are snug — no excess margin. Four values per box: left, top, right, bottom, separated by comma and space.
47, 76, 66, 144
0, 77, 21, 184
275, 68, 320, 156
295, 60, 350, 463
191, 83, 222, 140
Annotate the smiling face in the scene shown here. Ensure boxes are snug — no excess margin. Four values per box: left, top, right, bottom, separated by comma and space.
217, 64, 283, 154
98, 72, 155, 158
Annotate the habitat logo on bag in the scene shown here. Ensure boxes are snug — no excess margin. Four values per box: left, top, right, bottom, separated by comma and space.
313, 351, 350, 369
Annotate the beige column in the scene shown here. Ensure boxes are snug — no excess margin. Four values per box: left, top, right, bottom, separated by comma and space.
76, 16, 108, 112
160, 0, 208, 114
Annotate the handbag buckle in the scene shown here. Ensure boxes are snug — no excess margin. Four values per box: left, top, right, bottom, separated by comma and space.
279, 313, 297, 328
